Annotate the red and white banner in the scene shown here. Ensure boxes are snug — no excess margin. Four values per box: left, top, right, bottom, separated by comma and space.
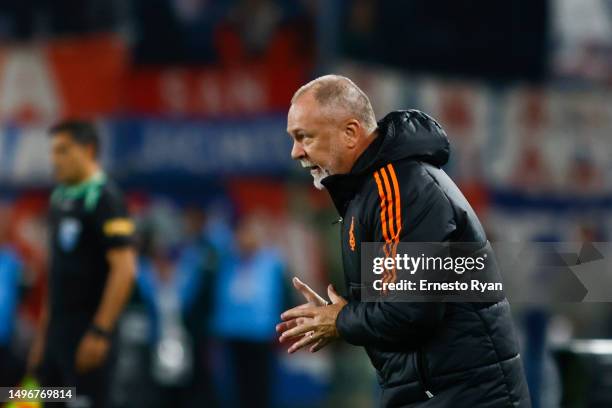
0, 35, 309, 123
125, 64, 305, 117
0, 34, 128, 123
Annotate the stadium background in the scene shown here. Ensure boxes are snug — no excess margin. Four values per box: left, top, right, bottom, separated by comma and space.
1, 0, 612, 407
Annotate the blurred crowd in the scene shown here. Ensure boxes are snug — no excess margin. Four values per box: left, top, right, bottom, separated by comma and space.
0, 189, 341, 407
0, 0, 315, 65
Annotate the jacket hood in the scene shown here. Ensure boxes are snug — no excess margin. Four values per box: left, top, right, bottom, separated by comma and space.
321, 110, 450, 215
351, 110, 450, 175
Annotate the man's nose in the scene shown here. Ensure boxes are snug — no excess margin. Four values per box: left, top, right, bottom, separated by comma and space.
291, 141, 305, 160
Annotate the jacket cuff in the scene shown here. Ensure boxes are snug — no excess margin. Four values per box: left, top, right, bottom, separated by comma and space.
335, 301, 362, 345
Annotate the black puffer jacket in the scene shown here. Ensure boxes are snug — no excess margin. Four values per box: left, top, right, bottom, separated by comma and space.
321, 110, 531, 407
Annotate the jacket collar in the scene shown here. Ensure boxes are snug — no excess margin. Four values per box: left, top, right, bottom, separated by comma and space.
321, 133, 383, 217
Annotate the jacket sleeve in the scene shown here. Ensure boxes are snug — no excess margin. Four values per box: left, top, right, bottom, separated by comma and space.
336, 163, 456, 348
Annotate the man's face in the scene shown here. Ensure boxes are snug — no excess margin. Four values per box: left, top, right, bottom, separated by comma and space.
50, 132, 93, 184
287, 93, 345, 190
236, 217, 261, 256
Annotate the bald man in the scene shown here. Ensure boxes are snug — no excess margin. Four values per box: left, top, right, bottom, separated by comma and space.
277, 75, 531, 407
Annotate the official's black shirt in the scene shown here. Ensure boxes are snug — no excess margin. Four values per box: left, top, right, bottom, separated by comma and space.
48, 173, 134, 328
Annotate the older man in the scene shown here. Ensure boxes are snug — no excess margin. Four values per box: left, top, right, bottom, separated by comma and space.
277, 75, 531, 407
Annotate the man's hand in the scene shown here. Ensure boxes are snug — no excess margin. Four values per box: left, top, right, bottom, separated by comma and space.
276, 277, 328, 351
292, 277, 329, 307
27, 297, 49, 375
277, 283, 347, 353
75, 332, 110, 373
27, 334, 45, 375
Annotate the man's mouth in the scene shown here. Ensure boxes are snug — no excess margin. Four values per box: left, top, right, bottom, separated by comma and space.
301, 161, 321, 173
307, 165, 321, 174
300, 161, 330, 190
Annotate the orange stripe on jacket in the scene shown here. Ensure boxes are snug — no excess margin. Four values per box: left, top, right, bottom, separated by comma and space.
379, 167, 396, 242
374, 170, 391, 244
387, 163, 402, 240
375, 167, 401, 288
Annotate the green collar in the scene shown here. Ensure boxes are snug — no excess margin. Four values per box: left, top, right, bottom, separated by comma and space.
52, 172, 107, 211
60, 172, 106, 198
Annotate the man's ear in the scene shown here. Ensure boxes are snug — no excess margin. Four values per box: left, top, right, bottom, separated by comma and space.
86, 144, 97, 160
343, 119, 361, 148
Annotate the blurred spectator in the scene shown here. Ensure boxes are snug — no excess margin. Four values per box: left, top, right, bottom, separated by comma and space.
225, 0, 283, 57
343, 0, 378, 61
520, 233, 565, 408
215, 0, 314, 65
178, 205, 220, 407
132, 0, 314, 65
211, 214, 291, 408
0, 204, 26, 387
133, 0, 226, 64
135, 204, 218, 408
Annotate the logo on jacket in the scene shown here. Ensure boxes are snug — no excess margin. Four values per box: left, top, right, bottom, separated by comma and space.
349, 216, 356, 252
59, 217, 81, 252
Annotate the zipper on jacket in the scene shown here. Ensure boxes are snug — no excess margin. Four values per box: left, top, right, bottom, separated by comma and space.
413, 349, 434, 399
332, 217, 343, 225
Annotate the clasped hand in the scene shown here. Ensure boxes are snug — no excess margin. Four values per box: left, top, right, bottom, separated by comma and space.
276, 277, 347, 353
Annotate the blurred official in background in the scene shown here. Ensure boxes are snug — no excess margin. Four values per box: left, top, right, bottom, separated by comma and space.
278, 76, 531, 407
28, 121, 136, 408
